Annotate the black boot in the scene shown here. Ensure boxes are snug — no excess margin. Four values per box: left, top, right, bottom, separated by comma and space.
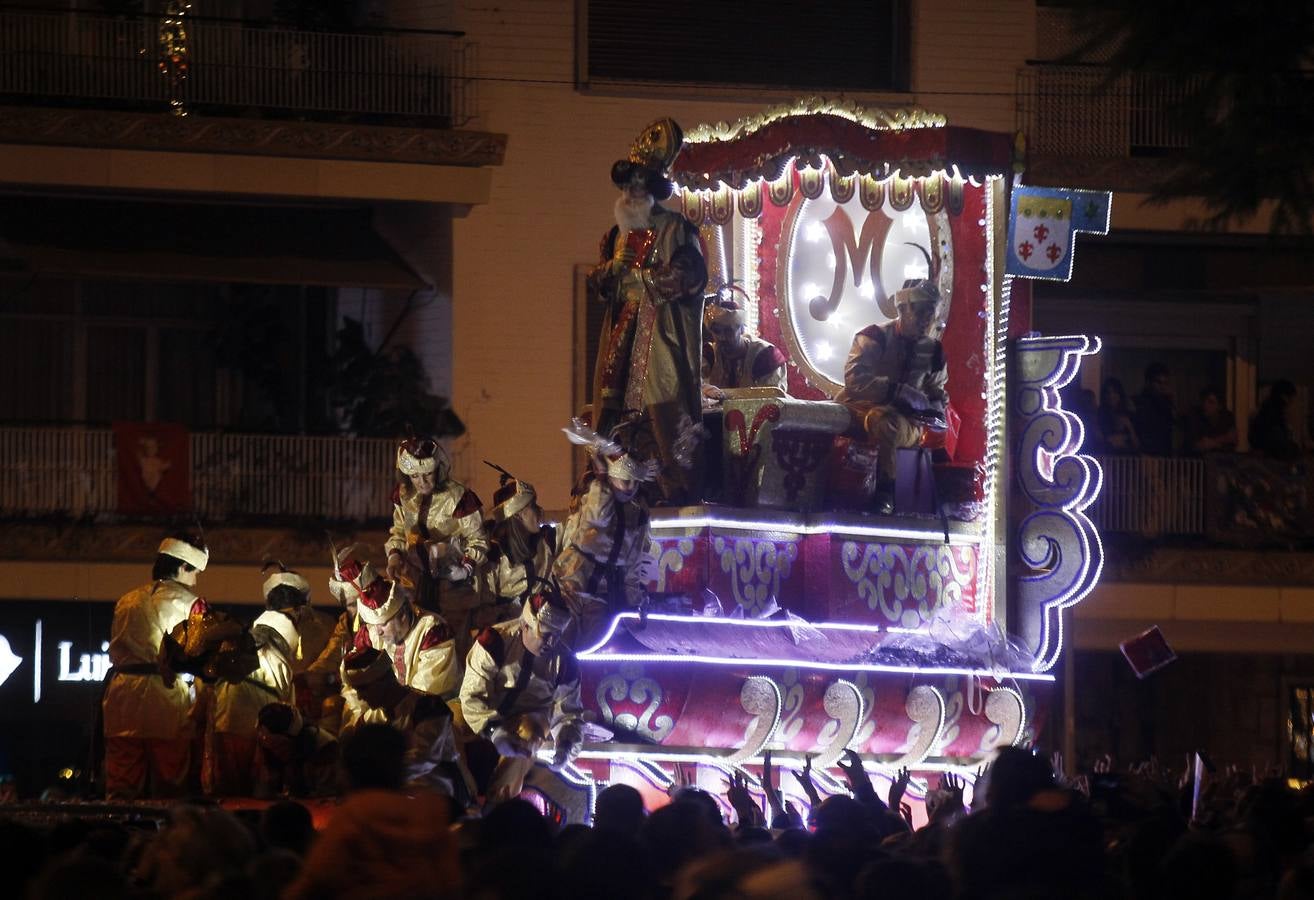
873, 480, 895, 516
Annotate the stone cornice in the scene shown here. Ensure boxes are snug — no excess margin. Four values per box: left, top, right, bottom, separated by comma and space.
1026, 153, 1172, 194
1105, 545, 1314, 586
0, 106, 506, 168
0, 521, 389, 568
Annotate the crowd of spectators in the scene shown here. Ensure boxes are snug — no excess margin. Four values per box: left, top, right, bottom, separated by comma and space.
1068, 363, 1304, 461
10, 735, 1314, 900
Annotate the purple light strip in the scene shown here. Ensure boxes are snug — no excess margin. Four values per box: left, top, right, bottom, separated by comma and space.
578, 613, 1051, 680
578, 648, 1055, 682
576, 612, 922, 656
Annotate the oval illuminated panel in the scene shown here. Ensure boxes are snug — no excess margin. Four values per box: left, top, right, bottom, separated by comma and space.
779, 189, 952, 394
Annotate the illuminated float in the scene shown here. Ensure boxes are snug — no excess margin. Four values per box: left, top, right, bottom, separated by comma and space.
531, 100, 1112, 825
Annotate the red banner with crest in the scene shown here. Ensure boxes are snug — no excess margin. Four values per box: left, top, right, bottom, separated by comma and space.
113, 422, 191, 515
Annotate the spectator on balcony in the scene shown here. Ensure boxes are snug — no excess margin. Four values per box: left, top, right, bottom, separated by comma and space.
1097, 378, 1140, 455
1185, 386, 1238, 456
385, 437, 490, 660
1134, 363, 1176, 456
1250, 379, 1302, 461
1063, 384, 1099, 452
101, 534, 208, 800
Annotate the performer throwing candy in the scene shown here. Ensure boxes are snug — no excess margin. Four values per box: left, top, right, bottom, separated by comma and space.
554, 419, 657, 647
385, 436, 489, 657
459, 587, 584, 804
101, 533, 209, 800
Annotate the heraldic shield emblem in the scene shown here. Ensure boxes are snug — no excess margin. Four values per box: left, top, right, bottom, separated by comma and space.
1006, 185, 1111, 282
1013, 195, 1071, 273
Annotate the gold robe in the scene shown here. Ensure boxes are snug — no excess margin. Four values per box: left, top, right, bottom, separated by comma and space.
589, 204, 708, 501
703, 336, 789, 392
102, 580, 196, 740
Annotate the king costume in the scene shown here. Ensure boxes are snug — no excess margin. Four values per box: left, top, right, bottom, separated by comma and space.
589, 118, 708, 504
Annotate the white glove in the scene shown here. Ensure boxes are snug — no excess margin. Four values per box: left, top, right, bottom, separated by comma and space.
445, 563, 471, 583
895, 382, 930, 412
426, 541, 451, 568
490, 726, 531, 759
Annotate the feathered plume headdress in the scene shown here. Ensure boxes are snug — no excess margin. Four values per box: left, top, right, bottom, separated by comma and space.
897, 242, 941, 303
562, 417, 659, 483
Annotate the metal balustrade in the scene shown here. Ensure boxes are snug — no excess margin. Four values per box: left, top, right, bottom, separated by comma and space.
0, 430, 1247, 539
1086, 455, 1207, 537
0, 9, 473, 125
0, 427, 395, 522
1016, 64, 1199, 158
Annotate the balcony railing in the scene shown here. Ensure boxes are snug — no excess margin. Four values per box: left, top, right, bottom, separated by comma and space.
0, 9, 474, 125
0, 427, 395, 523
1087, 455, 1207, 537
1087, 454, 1314, 546
1016, 64, 1198, 158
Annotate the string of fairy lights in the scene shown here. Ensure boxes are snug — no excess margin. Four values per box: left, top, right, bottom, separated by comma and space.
158, 1, 193, 116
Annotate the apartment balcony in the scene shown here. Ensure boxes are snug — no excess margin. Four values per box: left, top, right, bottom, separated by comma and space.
1085, 454, 1314, 586
0, 7, 474, 126
0, 8, 505, 206
1015, 63, 1197, 194
0, 427, 394, 525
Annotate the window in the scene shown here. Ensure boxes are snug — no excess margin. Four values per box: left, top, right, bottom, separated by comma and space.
0, 278, 327, 431
579, 0, 909, 92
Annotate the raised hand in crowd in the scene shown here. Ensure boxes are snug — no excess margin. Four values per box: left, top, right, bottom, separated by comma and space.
941, 772, 966, 810
666, 761, 693, 799
899, 801, 914, 829
888, 765, 912, 811
837, 748, 881, 807
792, 754, 822, 806
761, 750, 803, 829
725, 769, 764, 828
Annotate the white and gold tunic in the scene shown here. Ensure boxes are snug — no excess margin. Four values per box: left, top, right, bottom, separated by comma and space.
102, 580, 197, 740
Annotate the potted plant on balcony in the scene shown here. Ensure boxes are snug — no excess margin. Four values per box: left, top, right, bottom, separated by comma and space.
325, 317, 464, 440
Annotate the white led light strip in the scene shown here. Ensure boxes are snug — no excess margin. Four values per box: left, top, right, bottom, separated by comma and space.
648, 512, 980, 546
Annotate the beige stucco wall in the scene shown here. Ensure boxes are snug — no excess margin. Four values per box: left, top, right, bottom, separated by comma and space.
425, 0, 1035, 508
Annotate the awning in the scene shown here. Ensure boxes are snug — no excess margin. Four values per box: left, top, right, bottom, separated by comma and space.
0, 197, 428, 289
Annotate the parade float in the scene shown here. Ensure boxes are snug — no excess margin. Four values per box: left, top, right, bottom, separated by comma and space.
530, 99, 1113, 825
